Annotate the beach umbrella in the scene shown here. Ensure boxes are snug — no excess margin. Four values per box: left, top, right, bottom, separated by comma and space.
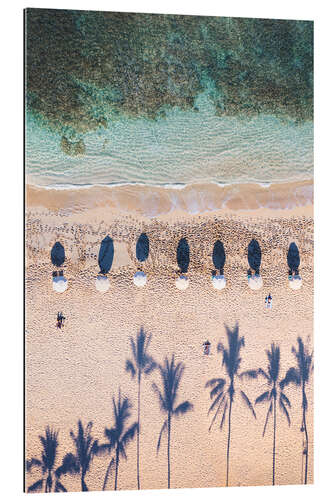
95, 275, 110, 292
136, 233, 149, 262
98, 236, 114, 274
177, 238, 190, 273
52, 275, 68, 293
133, 271, 147, 287
248, 239, 261, 274
212, 275, 227, 290
175, 275, 189, 290
248, 275, 263, 290
287, 242, 300, 272
289, 275, 302, 290
51, 242, 65, 267
212, 240, 226, 272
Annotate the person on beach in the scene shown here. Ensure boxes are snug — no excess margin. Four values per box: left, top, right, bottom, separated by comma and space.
265, 294, 272, 309
203, 340, 211, 355
56, 312, 65, 329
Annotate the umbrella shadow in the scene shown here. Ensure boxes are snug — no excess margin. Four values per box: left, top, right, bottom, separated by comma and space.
51, 242, 65, 267
98, 236, 114, 274
136, 233, 149, 263
177, 238, 190, 274
212, 240, 226, 275
287, 242, 300, 275
247, 239, 261, 275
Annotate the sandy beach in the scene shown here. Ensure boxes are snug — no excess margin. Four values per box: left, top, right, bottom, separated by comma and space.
25, 183, 313, 491
24, 9, 314, 494
26, 180, 313, 217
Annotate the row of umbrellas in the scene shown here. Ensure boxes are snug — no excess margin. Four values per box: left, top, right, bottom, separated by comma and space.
50, 237, 302, 293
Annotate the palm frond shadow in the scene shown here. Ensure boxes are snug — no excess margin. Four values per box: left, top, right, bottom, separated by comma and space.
152, 355, 193, 489
96, 389, 138, 491
26, 426, 74, 493
205, 324, 256, 487
282, 337, 313, 484
253, 343, 292, 486
125, 327, 156, 489
60, 420, 99, 492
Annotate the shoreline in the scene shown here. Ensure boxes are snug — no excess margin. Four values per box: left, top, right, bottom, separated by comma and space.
26, 179, 313, 219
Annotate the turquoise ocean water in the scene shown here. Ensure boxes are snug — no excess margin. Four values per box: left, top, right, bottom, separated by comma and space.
26, 93, 313, 189
25, 10, 313, 215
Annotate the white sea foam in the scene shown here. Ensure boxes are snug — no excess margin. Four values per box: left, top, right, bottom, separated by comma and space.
27, 178, 313, 217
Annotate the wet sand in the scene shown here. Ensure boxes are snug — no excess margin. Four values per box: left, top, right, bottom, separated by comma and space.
26, 180, 313, 218
25, 190, 313, 492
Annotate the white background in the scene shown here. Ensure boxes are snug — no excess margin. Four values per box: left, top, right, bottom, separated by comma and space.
0, 0, 331, 498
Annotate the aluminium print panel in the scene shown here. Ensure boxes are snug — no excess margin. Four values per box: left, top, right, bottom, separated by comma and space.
24, 8, 313, 493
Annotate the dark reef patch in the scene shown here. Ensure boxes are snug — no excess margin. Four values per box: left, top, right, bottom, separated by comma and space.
25, 9, 313, 154
60, 136, 86, 156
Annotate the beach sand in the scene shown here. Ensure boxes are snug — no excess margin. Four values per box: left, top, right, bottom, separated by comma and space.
25, 183, 313, 491
26, 180, 313, 218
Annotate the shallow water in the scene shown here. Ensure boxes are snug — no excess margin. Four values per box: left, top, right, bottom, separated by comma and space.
26, 92, 313, 189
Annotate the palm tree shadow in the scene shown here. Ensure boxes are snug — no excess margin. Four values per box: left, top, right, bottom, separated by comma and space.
177, 238, 190, 274
97, 390, 138, 491
212, 240, 226, 274
282, 337, 313, 484
51, 242, 65, 267
26, 427, 76, 493
98, 236, 114, 274
254, 343, 292, 486
136, 233, 149, 263
205, 324, 256, 487
287, 242, 300, 274
125, 327, 156, 490
248, 239, 261, 275
61, 420, 98, 492
152, 355, 193, 489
